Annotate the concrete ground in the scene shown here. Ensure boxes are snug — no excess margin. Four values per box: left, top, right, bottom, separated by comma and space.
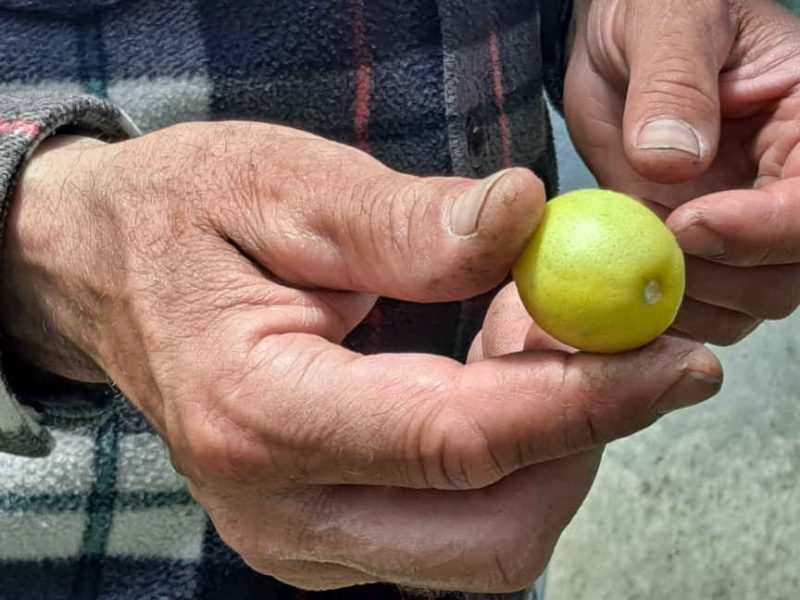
545, 110, 800, 600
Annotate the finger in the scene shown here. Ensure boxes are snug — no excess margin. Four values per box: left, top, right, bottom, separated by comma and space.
317, 451, 603, 593
671, 296, 761, 346
192, 331, 722, 492
622, 0, 735, 183
205, 125, 546, 302
563, 27, 707, 211
685, 256, 800, 320
198, 450, 599, 593
480, 283, 574, 357
668, 180, 800, 266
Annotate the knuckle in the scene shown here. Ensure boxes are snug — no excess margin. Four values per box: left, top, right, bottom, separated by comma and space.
177, 415, 235, 477
175, 394, 275, 482
556, 357, 607, 454
419, 399, 508, 490
752, 196, 784, 267
384, 176, 468, 295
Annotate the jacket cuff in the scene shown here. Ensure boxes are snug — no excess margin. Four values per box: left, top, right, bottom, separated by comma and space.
0, 93, 139, 457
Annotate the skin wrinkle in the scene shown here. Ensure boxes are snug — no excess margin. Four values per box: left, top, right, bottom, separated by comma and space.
242, 338, 333, 448
757, 119, 800, 179
557, 358, 593, 453
728, 1, 794, 72
491, 549, 513, 591
391, 387, 447, 489
389, 179, 410, 262
435, 369, 492, 490
465, 418, 508, 489
756, 187, 786, 266
638, 72, 719, 114
406, 185, 427, 283
376, 373, 439, 479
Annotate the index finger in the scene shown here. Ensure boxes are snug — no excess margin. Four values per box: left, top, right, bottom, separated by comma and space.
668, 179, 800, 266
212, 332, 722, 491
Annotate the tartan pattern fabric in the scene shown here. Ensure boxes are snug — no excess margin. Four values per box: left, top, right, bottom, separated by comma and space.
0, 0, 566, 598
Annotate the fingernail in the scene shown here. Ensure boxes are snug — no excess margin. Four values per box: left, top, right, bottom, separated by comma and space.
449, 169, 514, 237
675, 223, 725, 258
653, 364, 723, 415
636, 118, 703, 159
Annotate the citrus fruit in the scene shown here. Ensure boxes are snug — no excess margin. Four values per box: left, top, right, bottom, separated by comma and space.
512, 189, 685, 353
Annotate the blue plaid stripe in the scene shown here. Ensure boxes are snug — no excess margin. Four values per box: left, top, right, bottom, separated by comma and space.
76, 13, 108, 98
0, 9, 81, 82
0, 489, 192, 513
105, 0, 208, 79
72, 413, 119, 598
196, 0, 359, 142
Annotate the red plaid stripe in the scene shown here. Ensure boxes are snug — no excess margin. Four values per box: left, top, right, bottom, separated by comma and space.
0, 119, 39, 138
489, 32, 512, 168
351, 0, 373, 153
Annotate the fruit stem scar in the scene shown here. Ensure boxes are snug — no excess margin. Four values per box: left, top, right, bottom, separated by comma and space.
644, 279, 662, 305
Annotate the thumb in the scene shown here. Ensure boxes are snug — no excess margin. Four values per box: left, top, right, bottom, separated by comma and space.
348, 166, 546, 302
622, 0, 734, 184
224, 136, 546, 302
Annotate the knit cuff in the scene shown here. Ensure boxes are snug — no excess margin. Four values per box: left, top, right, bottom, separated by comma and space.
0, 93, 139, 457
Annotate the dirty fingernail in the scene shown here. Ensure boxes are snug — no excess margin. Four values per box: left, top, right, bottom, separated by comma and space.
636, 118, 703, 159
654, 367, 723, 415
449, 169, 514, 237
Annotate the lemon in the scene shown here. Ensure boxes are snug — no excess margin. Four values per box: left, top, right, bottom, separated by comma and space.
512, 189, 685, 353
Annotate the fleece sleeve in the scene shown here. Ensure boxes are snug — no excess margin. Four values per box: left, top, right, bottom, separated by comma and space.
540, 0, 574, 113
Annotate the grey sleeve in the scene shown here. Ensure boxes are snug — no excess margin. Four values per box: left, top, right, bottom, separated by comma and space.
0, 92, 139, 457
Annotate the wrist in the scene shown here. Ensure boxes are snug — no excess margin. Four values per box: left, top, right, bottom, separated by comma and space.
0, 135, 112, 382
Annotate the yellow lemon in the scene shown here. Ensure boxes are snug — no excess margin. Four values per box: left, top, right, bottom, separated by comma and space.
512, 189, 685, 353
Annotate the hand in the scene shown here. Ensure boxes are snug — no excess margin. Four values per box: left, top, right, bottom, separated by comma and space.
567, 0, 800, 345
0, 124, 721, 592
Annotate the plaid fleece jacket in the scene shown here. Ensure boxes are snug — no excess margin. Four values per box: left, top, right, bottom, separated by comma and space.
0, 0, 566, 598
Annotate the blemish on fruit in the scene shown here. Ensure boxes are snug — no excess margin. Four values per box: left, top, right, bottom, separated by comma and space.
644, 279, 662, 305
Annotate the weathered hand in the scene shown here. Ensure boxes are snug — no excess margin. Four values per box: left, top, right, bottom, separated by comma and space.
0, 124, 721, 592
567, 0, 800, 345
